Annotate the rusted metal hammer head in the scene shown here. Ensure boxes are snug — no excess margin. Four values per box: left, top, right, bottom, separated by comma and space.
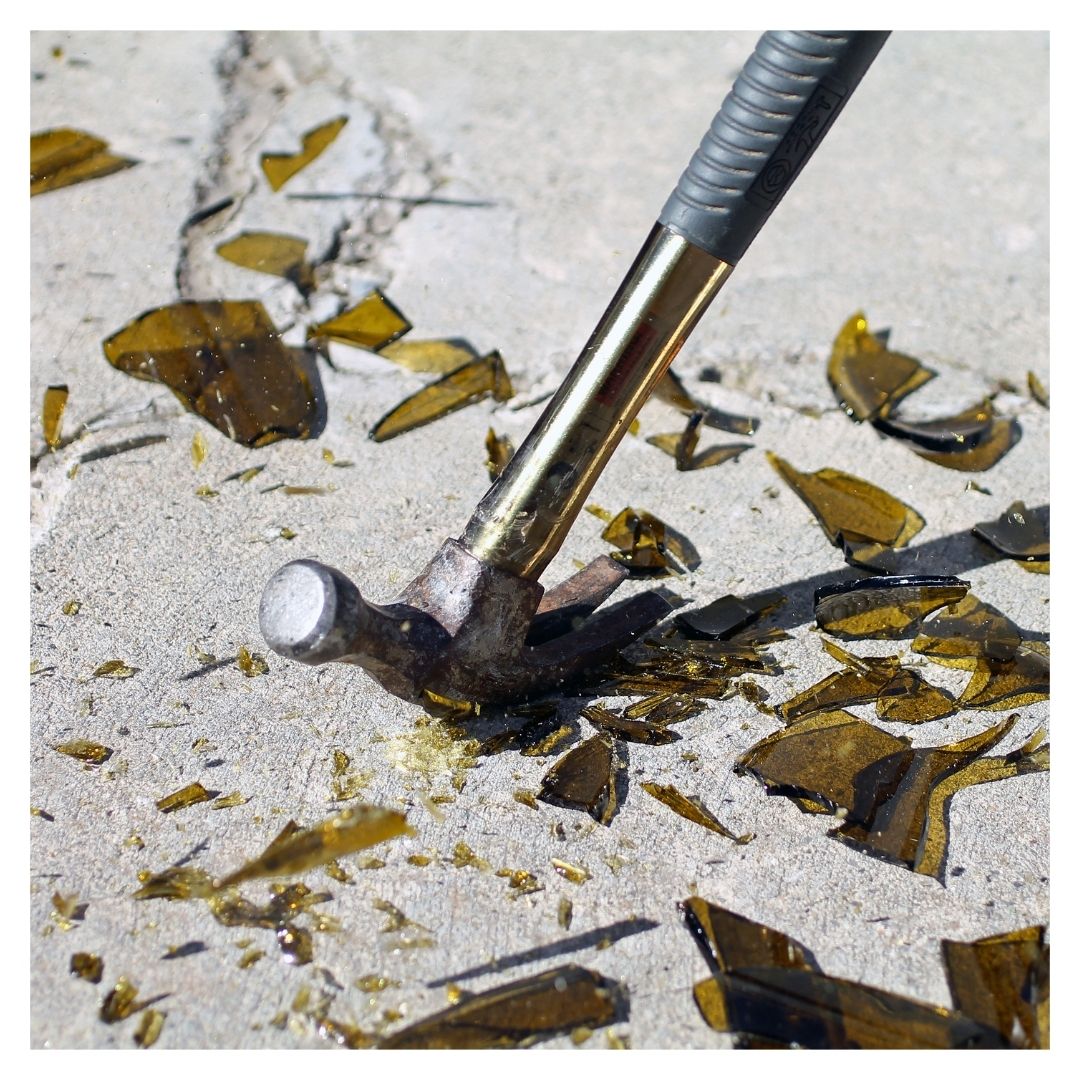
260, 539, 672, 705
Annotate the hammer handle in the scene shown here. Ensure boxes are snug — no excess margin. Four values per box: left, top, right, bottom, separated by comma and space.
461, 31, 888, 581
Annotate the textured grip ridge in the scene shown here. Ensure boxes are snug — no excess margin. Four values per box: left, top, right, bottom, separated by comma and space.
659, 31, 889, 264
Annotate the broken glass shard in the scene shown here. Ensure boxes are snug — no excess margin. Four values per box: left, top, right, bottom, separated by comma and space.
551, 859, 591, 885
378, 965, 621, 1049
215, 232, 315, 294
581, 704, 678, 744
653, 369, 758, 435
70, 952, 104, 983
217, 805, 413, 887
814, 575, 970, 639
647, 411, 751, 471
370, 351, 513, 442
93, 659, 136, 679
31, 128, 138, 196
875, 403, 1019, 473
537, 735, 621, 825
54, 739, 112, 765
42, 384, 69, 449
768, 452, 925, 558
99, 977, 140, 1024
260, 116, 348, 192
132, 867, 216, 902
103, 300, 319, 447
1028, 371, 1049, 408
827, 312, 936, 421
378, 338, 478, 374
277, 924, 313, 965
601, 506, 700, 575
558, 898, 574, 930
912, 594, 1023, 665
485, 428, 514, 481
307, 289, 411, 351
676, 591, 784, 641
956, 644, 1049, 711
133, 1010, 166, 1048
641, 783, 752, 843
972, 501, 1049, 566
236, 646, 269, 677
156, 782, 212, 814
941, 925, 1049, 1049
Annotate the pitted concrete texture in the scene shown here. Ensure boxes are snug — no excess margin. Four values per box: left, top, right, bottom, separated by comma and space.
31, 32, 1048, 1049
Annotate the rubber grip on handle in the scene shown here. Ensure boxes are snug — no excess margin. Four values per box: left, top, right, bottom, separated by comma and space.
659, 31, 889, 265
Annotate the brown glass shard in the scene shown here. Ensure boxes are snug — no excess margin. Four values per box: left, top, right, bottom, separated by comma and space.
647, 412, 751, 471
912, 594, 1023, 665
451, 841, 491, 872
641, 783, 752, 843
53, 739, 112, 765
379, 965, 621, 1049
103, 300, 318, 447
827, 312, 936, 422
582, 705, 678, 744
93, 659, 136, 679
42, 384, 69, 449
277, 924, 314, 965
216, 232, 314, 294
654, 369, 758, 435
370, 351, 513, 442
133, 1009, 166, 1048
814, 575, 970, 639
538, 735, 621, 825
941, 925, 1049, 1049
601, 506, 700, 575
156, 782, 212, 814
551, 859, 591, 885
307, 289, 411, 351
875, 402, 1019, 473
496, 868, 543, 896
1028, 371, 1049, 408
217, 805, 413, 888
485, 428, 514, 481
260, 116, 348, 192
972, 501, 1049, 565
133, 867, 217, 902
70, 952, 104, 983
378, 338, 477, 374
31, 128, 137, 196
768, 452, 925, 558
676, 591, 783, 641
957, 644, 1049, 711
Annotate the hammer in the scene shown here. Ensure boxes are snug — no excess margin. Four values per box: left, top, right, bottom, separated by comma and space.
260, 31, 890, 705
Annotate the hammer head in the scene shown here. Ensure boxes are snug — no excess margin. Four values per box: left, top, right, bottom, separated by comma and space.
260, 539, 671, 705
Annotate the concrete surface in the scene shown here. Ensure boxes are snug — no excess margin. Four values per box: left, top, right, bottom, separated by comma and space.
30, 31, 1048, 1049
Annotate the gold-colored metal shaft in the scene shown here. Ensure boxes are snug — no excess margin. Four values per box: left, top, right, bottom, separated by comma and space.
460, 224, 734, 580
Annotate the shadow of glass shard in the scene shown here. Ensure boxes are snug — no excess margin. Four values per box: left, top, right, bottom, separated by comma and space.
647, 411, 752, 471
972, 501, 1049, 572
768, 452, 924, 567
485, 428, 514, 481
941, 925, 1049, 1049
42, 384, 69, 449
379, 965, 623, 1048
307, 289, 411, 351
370, 351, 513, 442
378, 338, 478, 374
814, 575, 970, 639
103, 300, 320, 447
537, 734, 621, 825
215, 232, 315, 294
217, 805, 414, 888
827, 312, 935, 421
601, 506, 700, 576
641, 782, 752, 843
654, 370, 758, 435
736, 710, 1048, 877
680, 897, 1032, 1048
31, 128, 138, 196
260, 116, 348, 192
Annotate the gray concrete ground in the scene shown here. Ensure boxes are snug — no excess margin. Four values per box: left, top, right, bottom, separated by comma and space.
30, 32, 1048, 1049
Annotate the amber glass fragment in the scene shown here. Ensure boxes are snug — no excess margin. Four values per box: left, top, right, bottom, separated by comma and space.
654, 369, 758, 435
31, 128, 137, 196
513, 789, 539, 810
893, 417, 1018, 472
451, 841, 490, 871
647, 412, 751, 471
912, 594, 1022, 664
558, 898, 574, 930
941, 925, 1049, 1048
538, 735, 620, 825
815, 575, 969, 640
601, 506, 700, 575
103, 300, 318, 447
260, 116, 348, 191
379, 965, 621, 1049
370, 351, 513, 442
582, 705, 677, 744
1028, 371, 1049, 408
973, 501, 1049, 565
156, 782, 212, 814
218, 805, 413, 888
642, 783, 752, 843
768, 452, 925, 553
277, 924, 313, 965
957, 644, 1049, 710
42, 384, 69, 449
875, 399, 1019, 473
551, 859, 591, 885
236, 645, 269, 677
307, 289, 411, 350
132, 867, 216, 902
676, 592, 784, 641
827, 312, 935, 422
70, 952, 104, 983
216, 232, 314, 293
378, 338, 477, 373
93, 659, 136, 679
876, 669, 957, 725
779, 668, 889, 724
485, 428, 514, 481
53, 739, 112, 764
133, 1009, 166, 1048
212, 791, 249, 809
99, 977, 140, 1023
